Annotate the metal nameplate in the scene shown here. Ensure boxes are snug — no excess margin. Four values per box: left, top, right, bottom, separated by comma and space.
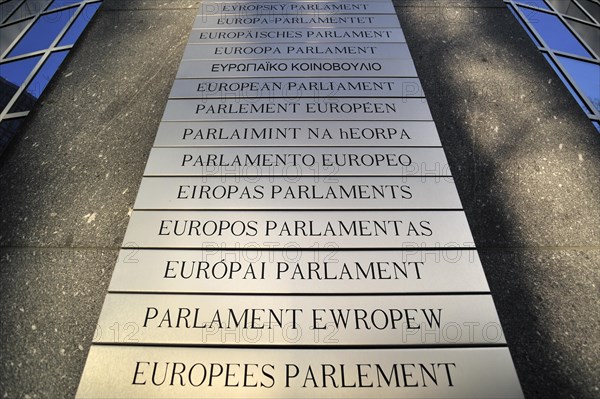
204, 0, 392, 2
75, 2, 523, 398
153, 121, 441, 147
143, 147, 450, 177
121, 210, 475, 249
161, 98, 431, 121
187, 28, 406, 44
108, 249, 489, 294
133, 176, 461, 210
76, 346, 524, 398
169, 77, 424, 99
193, 14, 401, 29
197, 2, 396, 16
182, 43, 412, 61
176, 58, 417, 78
93, 293, 504, 345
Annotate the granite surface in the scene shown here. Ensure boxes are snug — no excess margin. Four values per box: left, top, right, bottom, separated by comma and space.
1, 0, 599, 398
0, 1, 199, 398
396, 1, 600, 398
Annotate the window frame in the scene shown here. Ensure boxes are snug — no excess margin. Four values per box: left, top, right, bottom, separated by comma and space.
505, 0, 600, 126
0, 0, 102, 122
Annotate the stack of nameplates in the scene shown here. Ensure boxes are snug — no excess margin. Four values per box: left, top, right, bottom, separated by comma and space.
77, 1, 524, 397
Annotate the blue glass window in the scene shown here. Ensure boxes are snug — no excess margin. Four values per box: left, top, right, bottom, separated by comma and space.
548, 0, 594, 21
556, 55, 600, 113
543, 53, 592, 114
518, 6, 592, 57
6, 0, 52, 23
0, 55, 41, 87
577, 0, 600, 23
515, 0, 551, 11
0, 56, 41, 111
0, 0, 22, 24
0, 19, 31, 55
508, 4, 543, 46
26, 50, 68, 97
58, 2, 101, 46
564, 19, 600, 56
5, 51, 71, 113
567, 3, 592, 21
506, 1, 599, 130
8, 7, 76, 57
48, 0, 83, 11
0, 0, 103, 152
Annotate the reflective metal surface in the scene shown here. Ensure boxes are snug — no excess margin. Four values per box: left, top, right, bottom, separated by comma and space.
169, 77, 424, 99
208, 0, 391, 1
133, 176, 461, 210
182, 43, 412, 60
122, 210, 476, 249
76, 347, 524, 399
193, 14, 401, 29
153, 121, 442, 147
162, 98, 432, 121
94, 293, 504, 345
186, 28, 406, 44
76, 0, 524, 397
176, 58, 417, 78
109, 249, 489, 294
197, 2, 396, 16
143, 147, 449, 177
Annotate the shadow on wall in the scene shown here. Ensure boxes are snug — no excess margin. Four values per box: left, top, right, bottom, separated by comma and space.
396, 1, 600, 398
0, 2, 200, 399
